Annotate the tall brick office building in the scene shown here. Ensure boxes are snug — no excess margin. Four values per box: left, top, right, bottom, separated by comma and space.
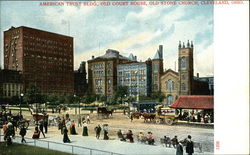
4, 26, 74, 94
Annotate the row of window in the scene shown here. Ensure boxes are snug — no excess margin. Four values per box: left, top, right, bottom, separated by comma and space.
23, 35, 72, 47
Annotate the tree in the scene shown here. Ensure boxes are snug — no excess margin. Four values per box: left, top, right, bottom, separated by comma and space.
24, 85, 45, 104
151, 91, 166, 102
113, 86, 129, 104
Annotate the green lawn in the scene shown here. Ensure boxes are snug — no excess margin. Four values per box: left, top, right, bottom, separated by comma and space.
0, 142, 71, 155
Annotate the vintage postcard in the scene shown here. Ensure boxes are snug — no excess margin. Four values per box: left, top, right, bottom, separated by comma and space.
0, 0, 248, 155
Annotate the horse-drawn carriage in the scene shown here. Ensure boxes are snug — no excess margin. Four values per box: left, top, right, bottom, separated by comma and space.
11, 115, 30, 130
133, 105, 178, 125
28, 103, 48, 124
97, 107, 113, 118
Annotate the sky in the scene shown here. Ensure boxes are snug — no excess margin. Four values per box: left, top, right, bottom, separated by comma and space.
0, 1, 214, 77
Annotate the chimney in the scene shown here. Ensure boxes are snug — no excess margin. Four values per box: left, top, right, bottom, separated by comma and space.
159, 45, 163, 59
197, 73, 199, 78
92, 56, 94, 59
135, 56, 137, 61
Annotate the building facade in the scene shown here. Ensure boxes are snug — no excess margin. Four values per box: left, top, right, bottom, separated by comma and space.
0, 69, 23, 98
160, 41, 210, 105
74, 61, 87, 96
151, 45, 164, 92
4, 26, 74, 94
117, 61, 152, 97
87, 49, 135, 97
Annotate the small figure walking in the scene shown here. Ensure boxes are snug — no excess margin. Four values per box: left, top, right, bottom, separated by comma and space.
103, 124, 109, 140
19, 125, 27, 143
86, 115, 90, 124
78, 116, 82, 127
44, 118, 48, 134
130, 113, 133, 122
82, 121, 88, 136
94, 124, 102, 139
63, 127, 70, 143
186, 135, 194, 155
39, 121, 46, 138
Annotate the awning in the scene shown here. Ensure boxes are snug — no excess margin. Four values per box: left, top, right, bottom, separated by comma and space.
169, 96, 214, 109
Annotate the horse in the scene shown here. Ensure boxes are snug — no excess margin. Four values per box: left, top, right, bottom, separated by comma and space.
132, 112, 141, 119
141, 113, 155, 122
97, 107, 113, 118
179, 138, 203, 153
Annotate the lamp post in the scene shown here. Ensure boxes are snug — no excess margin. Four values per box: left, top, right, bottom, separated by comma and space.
20, 93, 24, 115
74, 94, 77, 115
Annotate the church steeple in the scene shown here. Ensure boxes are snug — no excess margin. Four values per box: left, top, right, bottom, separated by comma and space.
178, 41, 181, 49
187, 40, 190, 47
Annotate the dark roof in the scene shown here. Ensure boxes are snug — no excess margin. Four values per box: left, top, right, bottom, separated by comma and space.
169, 96, 214, 109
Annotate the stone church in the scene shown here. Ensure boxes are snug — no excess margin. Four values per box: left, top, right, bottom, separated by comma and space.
160, 41, 210, 105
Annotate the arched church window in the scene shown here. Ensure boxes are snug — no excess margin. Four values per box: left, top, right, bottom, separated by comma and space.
181, 57, 186, 70
167, 80, 174, 91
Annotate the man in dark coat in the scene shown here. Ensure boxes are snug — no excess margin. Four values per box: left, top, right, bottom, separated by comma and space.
19, 125, 27, 143
94, 125, 102, 139
44, 118, 48, 134
186, 135, 194, 155
39, 121, 46, 138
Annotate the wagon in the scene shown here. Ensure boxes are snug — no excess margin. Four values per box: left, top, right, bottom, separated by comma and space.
155, 107, 178, 125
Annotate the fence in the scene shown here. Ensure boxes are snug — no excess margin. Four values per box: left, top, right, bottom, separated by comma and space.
0, 135, 122, 155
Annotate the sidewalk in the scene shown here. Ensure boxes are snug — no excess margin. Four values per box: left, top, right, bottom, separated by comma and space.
11, 135, 213, 155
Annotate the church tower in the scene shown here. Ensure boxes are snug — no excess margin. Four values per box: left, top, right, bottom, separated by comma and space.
152, 45, 164, 92
178, 40, 194, 95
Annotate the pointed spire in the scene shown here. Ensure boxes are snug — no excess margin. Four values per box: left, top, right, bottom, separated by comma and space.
191, 41, 194, 48
183, 42, 185, 48
187, 40, 190, 47
178, 41, 181, 49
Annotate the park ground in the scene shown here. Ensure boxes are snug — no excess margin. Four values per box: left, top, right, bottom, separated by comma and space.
1, 108, 214, 154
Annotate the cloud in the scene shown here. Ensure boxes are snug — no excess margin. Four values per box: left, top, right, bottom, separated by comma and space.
1, 2, 213, 77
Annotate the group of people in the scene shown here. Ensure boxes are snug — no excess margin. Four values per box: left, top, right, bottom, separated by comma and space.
117, 130, 155, 145
174, 135, 194, 155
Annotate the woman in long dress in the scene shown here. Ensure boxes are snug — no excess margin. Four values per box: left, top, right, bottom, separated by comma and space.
82, 121, 88, 136
63, 127, 70, 143
66, 119, 72, 135
71, 120, 77, 135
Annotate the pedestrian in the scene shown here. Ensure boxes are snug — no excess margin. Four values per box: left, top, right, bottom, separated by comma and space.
66, 119, 72, 135
126, 130, 134, 143
39, 121, 45, 138
66, 113, 69, 120
130, 113, 133, 122
63, 127, 70, 143
78, 116, 82, 127
71, 120, 77, 135
117, 129, 126, 141
44, 118, 48, 134
186, 135, 194, 155
82, 121, 88, 136
176, 141, 183, 155
19, 125, 27, 143
171, 135, 178, 148
103, 124, 109, 140
94, 124, 102, 139
86, 115, 90, 124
